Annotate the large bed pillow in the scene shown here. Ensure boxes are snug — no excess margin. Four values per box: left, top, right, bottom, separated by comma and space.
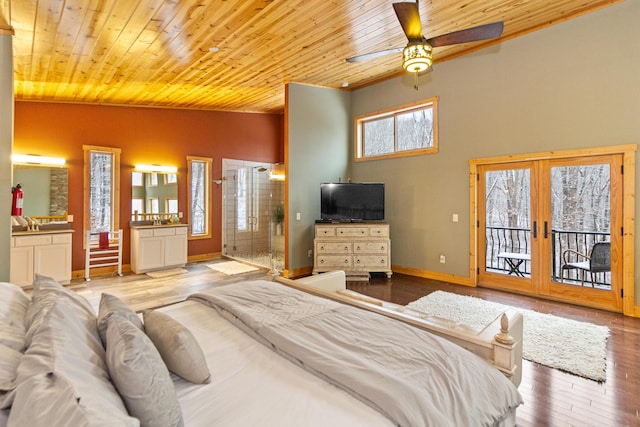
105, 315, 183, 427
0, 282, 29, 329
143, 310, 211, 384
8, 372, 139, 427
12, 287, 136, 424
24, 274, 96, 340
97, 293, 144, 345
0, 282, 30, 396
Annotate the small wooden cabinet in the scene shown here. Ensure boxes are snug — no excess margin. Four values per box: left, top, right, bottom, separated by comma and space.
10, 231, 73, 288
130, 225, 188, 274
313, 223, 392, 280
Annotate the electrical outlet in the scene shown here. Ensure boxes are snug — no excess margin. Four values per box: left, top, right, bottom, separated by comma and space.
178, 212, 183, 218
308, 249, 313, 258
439, 254, 446, 264
67, 214, 74, 222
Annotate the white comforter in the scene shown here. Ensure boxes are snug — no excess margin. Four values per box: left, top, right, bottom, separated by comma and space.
187, 280, 522, 427
159, 299, 395, 427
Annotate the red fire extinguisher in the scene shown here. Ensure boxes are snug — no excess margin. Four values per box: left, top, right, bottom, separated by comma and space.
11, 184, 24, 216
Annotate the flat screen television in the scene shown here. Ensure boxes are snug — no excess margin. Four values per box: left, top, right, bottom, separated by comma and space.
320, 182, 384, 221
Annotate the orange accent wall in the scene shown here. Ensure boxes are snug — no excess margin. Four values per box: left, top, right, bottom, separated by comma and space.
14, 101, 283, 271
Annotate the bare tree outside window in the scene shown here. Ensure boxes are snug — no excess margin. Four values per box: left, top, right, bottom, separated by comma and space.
83, 145, 120, 248
89, 151, 113, 233
187, 156, 212, 239
355, 97, 438, 161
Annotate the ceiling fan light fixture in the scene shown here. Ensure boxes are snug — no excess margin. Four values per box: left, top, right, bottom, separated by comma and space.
402, 42, 433, 73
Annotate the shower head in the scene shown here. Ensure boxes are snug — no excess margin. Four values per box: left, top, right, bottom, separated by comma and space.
255, 166, 268, 172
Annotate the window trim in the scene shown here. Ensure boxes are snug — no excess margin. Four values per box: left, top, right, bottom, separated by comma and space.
187, 156, 212, 240
83, 145, 121, 249
354, 96, 438, 161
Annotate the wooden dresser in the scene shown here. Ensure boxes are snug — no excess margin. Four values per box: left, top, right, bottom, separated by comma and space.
313, 222, 392, 280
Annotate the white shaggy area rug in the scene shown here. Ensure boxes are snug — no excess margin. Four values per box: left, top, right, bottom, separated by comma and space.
407, 291, 610, 382
206, 261, 259, 275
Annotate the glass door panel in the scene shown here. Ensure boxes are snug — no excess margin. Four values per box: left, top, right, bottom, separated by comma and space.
478, 155, 622, 311
478, 162, 536, 294
221, 159, 285, 271
543, 156, 621, 310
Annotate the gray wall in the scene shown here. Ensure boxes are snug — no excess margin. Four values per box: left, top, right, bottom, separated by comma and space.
0, 33, 13, 281
350, 1, 639, 300
286, 83, 351, 274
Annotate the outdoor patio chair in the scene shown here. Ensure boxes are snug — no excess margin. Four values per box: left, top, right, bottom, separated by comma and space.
560, 242, 611, 286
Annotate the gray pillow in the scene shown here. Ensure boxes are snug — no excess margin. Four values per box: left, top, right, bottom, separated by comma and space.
0, 282, 29, 329
105, 315, 184, 427
8, 372, 139, 427
0, 283, 30, 395
98, 293, 143, 345
13, 296, 135, 423
143, 310, 211, 384
25, 274, 96, 339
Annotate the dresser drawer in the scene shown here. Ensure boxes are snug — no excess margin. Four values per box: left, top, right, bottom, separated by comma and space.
316, 255, 352, 269
336, 227, 368, 237
316, 242, 352, 254
315, 226, 336, 237
354, 255, 389, 268
368, 226, 389, 237
353, 241, 388, 254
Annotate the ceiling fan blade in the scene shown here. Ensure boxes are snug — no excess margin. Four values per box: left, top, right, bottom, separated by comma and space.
393, 2, 423, 41
426, 21, 504, 47
346, 47, 404, 63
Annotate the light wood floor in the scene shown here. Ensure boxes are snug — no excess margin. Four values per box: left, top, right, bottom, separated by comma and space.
70, 262, 640, 427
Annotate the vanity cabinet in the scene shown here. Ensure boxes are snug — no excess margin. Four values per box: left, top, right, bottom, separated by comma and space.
130, 225, 188, 274
10, 231, 73, 288
313, 223, 392, 280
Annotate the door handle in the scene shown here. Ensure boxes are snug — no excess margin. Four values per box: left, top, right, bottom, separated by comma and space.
544, 221, 549, 239
533, 221, 537, 238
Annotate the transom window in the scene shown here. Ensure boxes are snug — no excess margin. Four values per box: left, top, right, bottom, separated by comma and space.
355, 97, 438, 161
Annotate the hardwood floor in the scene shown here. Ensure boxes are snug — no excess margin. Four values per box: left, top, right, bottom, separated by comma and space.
69, 263, 640, 427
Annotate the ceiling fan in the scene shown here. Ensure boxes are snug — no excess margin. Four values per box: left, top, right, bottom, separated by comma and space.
346, 1, 504, 75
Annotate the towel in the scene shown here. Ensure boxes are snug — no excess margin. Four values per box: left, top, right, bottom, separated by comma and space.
99, 231, 109, 249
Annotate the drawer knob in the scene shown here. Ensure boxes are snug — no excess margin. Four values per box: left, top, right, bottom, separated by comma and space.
320, 246, 325, 250
380, 259, 385, 264
320, 260, 324, 264
380, 246, 385, 250
356, 246, 361, 250
344, 259, 349, 264
344, 246, 349, 251
356, 259, 360, 264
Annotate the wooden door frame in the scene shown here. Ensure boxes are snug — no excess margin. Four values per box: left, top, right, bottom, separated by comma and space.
469, 144, 637, 316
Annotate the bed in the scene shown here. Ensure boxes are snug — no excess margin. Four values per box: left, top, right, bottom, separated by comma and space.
0, 273, 523, 426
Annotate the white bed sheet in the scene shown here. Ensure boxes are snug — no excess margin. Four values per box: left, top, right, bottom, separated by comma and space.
157, 300, 395, 427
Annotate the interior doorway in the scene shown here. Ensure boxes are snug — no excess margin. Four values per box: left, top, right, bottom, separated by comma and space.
221, 159, 285, 271
471, 146, 635, 313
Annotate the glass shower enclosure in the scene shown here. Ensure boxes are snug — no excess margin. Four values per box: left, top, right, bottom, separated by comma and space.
221, 159, 285, 271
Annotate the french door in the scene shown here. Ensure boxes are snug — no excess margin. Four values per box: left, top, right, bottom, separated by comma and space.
477, 154, 622, 311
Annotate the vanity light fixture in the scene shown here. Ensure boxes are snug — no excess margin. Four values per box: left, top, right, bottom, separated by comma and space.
134, 164, 178, 173
12, 154, 66, 166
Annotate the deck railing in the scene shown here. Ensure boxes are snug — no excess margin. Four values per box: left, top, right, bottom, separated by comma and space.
485, 226, 611, 287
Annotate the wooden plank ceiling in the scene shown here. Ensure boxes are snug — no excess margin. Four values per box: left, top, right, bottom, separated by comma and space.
6, 0, 619, 113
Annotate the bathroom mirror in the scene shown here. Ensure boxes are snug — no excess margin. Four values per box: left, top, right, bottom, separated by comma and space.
13, 165, 68, 216
132, 172, 178, 219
